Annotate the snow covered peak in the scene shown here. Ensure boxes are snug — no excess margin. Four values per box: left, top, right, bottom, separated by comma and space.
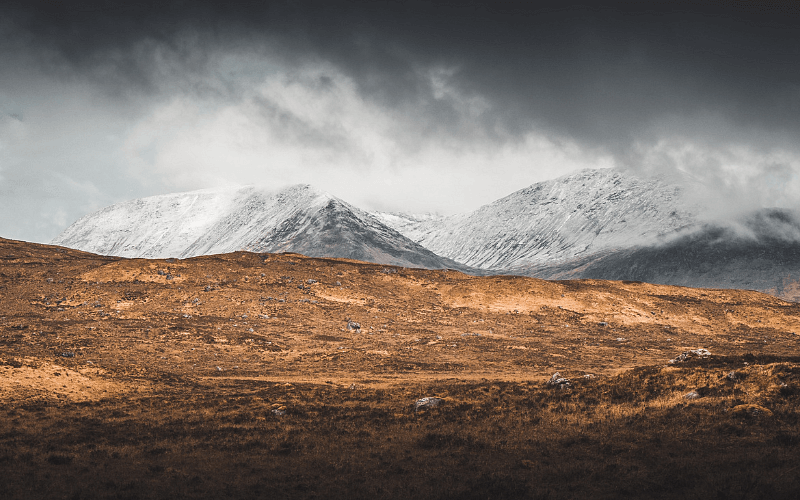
380, 168, 700, 269
51, 183, 460, 269
51, 183, 331, 259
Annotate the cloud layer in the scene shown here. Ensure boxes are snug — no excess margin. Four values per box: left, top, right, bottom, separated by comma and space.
1, 1, 799, 242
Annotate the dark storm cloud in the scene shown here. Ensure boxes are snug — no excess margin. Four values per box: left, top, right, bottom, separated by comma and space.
5, 0, 799, 148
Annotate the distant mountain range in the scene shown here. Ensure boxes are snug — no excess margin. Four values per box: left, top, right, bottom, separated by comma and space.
51, 169, 800, 301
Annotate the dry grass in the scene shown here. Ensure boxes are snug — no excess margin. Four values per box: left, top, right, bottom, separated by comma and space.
1, 355, 799, 499
1, 238, 800, 498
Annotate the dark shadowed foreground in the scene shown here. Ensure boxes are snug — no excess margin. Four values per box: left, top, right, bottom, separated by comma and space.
1, 238, 799, 499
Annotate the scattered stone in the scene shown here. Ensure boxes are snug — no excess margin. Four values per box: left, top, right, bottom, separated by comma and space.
414, 397, 444, 412
546, 372, 571, 389
216, 366, 223, 372
725, 370, 739, 381
349, 383, 360, 390
259, 314, 269, 319
182, 314, 191, 319
335, 281, 342, 286
272, 408, 286, 416
307, 279, 317, 284
598, 322, 608, 327
241, 314, 248, 319
60, 352, 75, 358
684, 390, 701, 400
347, 321, 361, 332
668, 348, 711, 364
583, 373, 596, 379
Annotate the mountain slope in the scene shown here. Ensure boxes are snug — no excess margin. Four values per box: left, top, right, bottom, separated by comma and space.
517, 209, 800, 302
375, 168, 698, 269
51, 184, 464, 269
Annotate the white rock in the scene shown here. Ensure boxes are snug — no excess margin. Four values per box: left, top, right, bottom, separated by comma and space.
414, 397, 444, 412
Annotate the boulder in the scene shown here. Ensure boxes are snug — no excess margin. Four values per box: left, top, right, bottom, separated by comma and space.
668, 348, 711, 364
414, 397, 444, 412
684, 390, 701, 399
546, 372, 571, 389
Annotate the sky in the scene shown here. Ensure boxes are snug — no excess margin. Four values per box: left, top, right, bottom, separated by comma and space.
1, 0, 799, 243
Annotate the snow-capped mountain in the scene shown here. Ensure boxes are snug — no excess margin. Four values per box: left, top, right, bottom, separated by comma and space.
518, 209, 800, 302
50, 169, 800, 301
51, 184, 464, 269
374, 168, 699, 270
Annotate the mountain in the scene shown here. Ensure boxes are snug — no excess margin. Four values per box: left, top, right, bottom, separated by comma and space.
51, 170, 800, 301
51, 184, 465, 269
517, 209, 800, 302
373, 169, 800, 301
374, 168, 698, 269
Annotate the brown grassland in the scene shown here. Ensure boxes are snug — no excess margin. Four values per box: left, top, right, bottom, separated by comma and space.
1, 237, 799, 499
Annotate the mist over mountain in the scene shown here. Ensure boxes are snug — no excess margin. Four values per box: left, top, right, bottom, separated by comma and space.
51, 184, 464, 270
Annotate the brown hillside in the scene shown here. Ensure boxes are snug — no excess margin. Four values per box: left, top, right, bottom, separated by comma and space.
1, 237, 799, 499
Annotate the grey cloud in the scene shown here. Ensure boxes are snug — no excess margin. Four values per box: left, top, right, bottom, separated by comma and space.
6, 1, 799, 150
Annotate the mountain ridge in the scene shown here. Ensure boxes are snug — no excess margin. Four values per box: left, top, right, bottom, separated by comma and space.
374, 168, 699, 269
50, 168, 800, 301
51, 184, 466, 270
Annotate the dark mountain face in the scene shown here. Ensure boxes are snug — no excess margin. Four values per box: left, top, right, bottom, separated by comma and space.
515, 210, 800, 302
258, 198, 468, 270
